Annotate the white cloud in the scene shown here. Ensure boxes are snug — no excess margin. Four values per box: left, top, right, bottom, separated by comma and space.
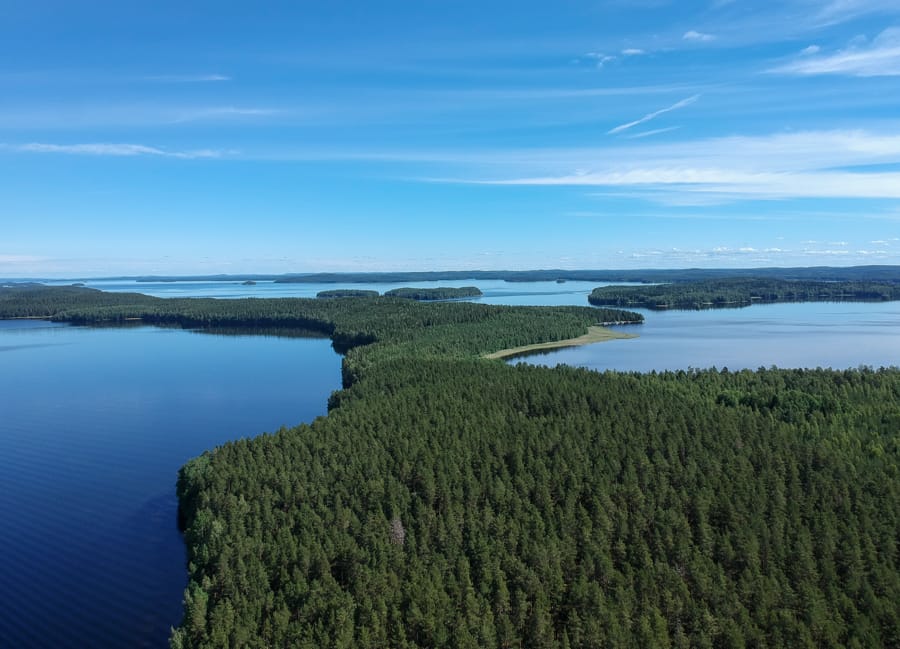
477, 168, 900, 200
683, 30, 716, 42
800, 45, 821, 55
771, 27, 900, 76
621, 48, 645, 55
14, 143, 225, 159
433, 128, 900, 203
608, 95, 699, 135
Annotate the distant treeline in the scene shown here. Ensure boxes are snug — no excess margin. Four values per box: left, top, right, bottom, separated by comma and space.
269, 265, 900, 284
384, 286, 482, 300
16, 265, 898, 285
589, 278, 900, 310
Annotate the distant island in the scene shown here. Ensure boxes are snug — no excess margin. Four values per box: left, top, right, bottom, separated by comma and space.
316, 289, 380, 298
589, 277, 900, 310
241, 280, 257, 286
384, 286, 482, 300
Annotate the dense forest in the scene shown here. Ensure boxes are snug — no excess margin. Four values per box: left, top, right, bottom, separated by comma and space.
589, 278, 900, 310
384, 287, 483, 300
2, 284, 898, 648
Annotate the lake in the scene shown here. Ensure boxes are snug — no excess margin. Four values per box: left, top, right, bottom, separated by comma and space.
0, 320, 341, 648
2, 281, 898, 647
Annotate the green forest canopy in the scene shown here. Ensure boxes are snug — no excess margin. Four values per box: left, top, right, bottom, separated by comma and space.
1, 284, 897, 648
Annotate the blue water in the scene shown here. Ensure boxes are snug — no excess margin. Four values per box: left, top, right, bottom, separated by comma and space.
2, 283, 899, 647
42, 278, 633, 305
0, 320, 340, 648
520, 301, 900, 371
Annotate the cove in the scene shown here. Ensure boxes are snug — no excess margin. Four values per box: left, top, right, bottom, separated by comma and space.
517, 301, 900, 372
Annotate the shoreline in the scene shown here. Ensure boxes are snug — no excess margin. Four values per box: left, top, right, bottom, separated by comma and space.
484, 325, 637, 360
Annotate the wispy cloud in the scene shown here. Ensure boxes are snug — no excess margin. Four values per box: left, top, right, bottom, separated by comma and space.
584, 52, 617, 68
143, 74, 231, 82
424, 129, 900, 203
0, 104, 283, 129
608, 95, 699, 135
12, 143, 226, 159
771, 27, 900, 76
683, 30, 715, 42
0, 254, 47, 265
624, 126, 681, 139
621, 48, 645, 56
477, 168, 900, 200
814, 0, 900, 26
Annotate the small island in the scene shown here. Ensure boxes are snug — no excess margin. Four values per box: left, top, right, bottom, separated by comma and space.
384, 286, 482, 300
316, 289, 380, 298
241, 280, 257, 286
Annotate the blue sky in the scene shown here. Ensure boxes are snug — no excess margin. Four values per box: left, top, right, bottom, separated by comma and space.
2, 0, 900, 277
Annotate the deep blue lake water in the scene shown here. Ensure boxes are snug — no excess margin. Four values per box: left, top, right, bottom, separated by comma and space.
0, 320, 340, 648
1, 280, 898, 647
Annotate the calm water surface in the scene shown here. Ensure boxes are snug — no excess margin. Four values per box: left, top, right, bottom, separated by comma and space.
0, 320, 340, 648
3, 282, 899, 647
521, 302, 900, 371
43, 278, 630, 304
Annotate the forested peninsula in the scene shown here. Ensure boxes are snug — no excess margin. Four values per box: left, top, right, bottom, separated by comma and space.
589, 278, 900, 310
2, 285, 898, 648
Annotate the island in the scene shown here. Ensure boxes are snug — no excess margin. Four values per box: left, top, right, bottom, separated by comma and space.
589, 277, 900, 310
2, 283, 897, 649
316, 289, 380, 298
384, 286, 483, 300
241, 280, 257, 286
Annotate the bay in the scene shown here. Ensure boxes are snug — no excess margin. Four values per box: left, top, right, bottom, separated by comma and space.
519, 301, 900, 371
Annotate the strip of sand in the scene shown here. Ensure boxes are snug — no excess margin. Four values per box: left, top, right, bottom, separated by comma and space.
484, 325, 636, 360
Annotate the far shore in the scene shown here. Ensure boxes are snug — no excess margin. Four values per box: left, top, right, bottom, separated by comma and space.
484, 325, 637, 360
